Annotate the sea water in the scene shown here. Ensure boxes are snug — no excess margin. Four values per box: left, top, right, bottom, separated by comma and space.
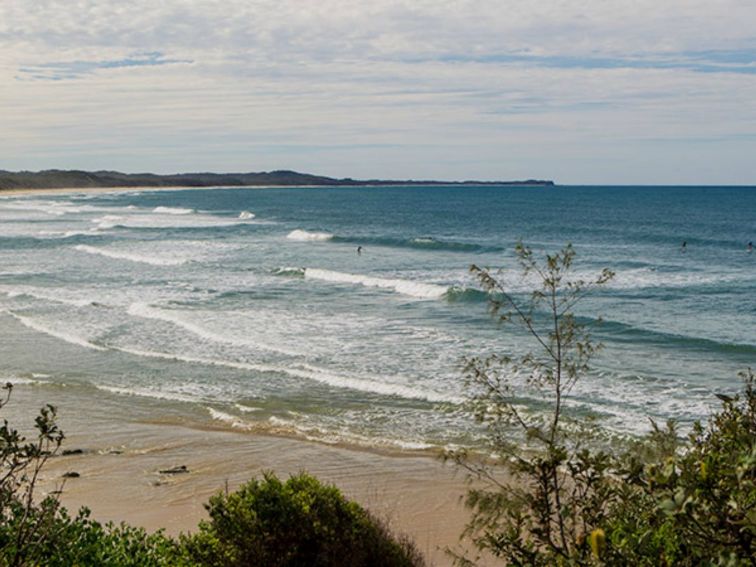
0, 185, 753, 450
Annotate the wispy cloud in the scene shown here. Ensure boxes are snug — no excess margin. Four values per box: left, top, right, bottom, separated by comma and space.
429, 49, 756, 75
18, 51, 192, 81
0, 0, 754, 183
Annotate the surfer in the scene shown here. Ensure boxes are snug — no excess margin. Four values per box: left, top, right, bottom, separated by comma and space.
357, 246, 363, 255
748, 242, 753, 254
681, 241, 687, 253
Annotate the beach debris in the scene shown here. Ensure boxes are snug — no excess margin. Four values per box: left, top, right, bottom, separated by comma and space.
62, 471, 80, 478
62, 448, 85, 456
159, 465, 189, 475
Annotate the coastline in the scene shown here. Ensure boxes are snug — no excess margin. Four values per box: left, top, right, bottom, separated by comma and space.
0, 185, 282, 197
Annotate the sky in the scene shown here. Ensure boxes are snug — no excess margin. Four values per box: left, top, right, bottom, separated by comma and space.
1, 1, 755, 184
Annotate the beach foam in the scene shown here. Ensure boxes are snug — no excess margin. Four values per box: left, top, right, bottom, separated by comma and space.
0, 285, 97, 307
6, 311, 106, 351
207, 407, 254, 430
153, 206, 194, 215
111, 345, 459, 404
126, 302, 302, 356
286, 229, 333, 241
75, 244, 189, 266
304, 268, 448, 299
96, 384, 201, 404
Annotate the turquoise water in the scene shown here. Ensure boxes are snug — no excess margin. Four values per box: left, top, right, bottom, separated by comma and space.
0, 185, 754, 450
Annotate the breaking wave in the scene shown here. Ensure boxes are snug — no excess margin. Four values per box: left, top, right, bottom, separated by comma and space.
111, 346, 459, 404
286, 229, 334, 241
74, 244, 189, 266
5, 311, 107, 351
304, 268, 449, 299
152, 206, 194, 215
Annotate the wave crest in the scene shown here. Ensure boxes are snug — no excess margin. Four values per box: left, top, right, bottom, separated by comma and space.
74, 244, 189, 266
153, 206, 194, 215
304, 268, 448, 299
286, 229, 334, 241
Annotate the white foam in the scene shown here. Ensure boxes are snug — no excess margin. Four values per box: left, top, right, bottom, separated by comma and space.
607, 268, 739, 290
207, 408, 253, 429
91, 212, 247, 230
6, 311, 106, 351
289, 363, 462, 403
0, 285, 96, 307
112, 345, 458, 403
235, 403, 261, 413
1, 375, 43, 386
238, 211, 255, 220
91, 215, 125, 229
286, 229, 333, 242
96, 384, 200, 404
304, 268, 449, 299
265, 415, 434, 450
126, 303, 302, 356
272, 266, 306, 277
75, 244, 189, 266
153, 206, 194, 215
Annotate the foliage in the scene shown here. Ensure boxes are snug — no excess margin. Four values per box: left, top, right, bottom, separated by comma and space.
178, 471, 424, 567
0, 382, 64, 566
448, 242, 615, 564
606, 369, 756, 566
451, 242, 755, 565
0, 503, 177, 566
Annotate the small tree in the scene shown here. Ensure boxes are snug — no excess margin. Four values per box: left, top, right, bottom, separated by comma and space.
0, 382, 65, 566
448, 242, 615, 565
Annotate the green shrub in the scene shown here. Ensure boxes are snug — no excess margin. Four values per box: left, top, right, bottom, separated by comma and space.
453, 243, 755, 565
178, 471, 424, 567
605, 369, 756, 566
0, 502, 177, 566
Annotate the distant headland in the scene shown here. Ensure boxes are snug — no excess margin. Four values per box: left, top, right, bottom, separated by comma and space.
0, 169, 554, 191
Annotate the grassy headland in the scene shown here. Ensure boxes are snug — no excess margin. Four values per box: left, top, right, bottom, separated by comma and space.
0, 169, 554, 191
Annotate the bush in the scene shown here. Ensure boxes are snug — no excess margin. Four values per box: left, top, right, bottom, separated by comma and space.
606, 369, 756, 566
0, 503, 177, 566
452, 243, 755, 565
0, 382, 177, 566
178, 472, 424, 567
0, 383, 65, 566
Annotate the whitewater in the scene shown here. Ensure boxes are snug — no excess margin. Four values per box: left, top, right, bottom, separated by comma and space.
0, 184, 753, 450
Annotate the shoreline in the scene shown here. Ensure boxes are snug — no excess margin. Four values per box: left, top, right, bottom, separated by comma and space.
39, 418, 479, 566
0, 184, 291, 197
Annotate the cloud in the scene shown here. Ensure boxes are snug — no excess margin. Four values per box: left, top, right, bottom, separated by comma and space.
0, 0, 754, 183
429, 49, 756, 76
17, 51, 192, 81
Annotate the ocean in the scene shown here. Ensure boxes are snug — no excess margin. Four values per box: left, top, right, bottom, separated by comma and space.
0, 185, 754, 452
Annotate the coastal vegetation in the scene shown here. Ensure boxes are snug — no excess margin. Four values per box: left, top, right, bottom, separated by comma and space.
448, 243, 755, 565
0, 169, 554, 191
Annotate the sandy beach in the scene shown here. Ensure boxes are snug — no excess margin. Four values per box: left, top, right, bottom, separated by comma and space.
0, 381, 484, 566
38, 417, 476, 566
